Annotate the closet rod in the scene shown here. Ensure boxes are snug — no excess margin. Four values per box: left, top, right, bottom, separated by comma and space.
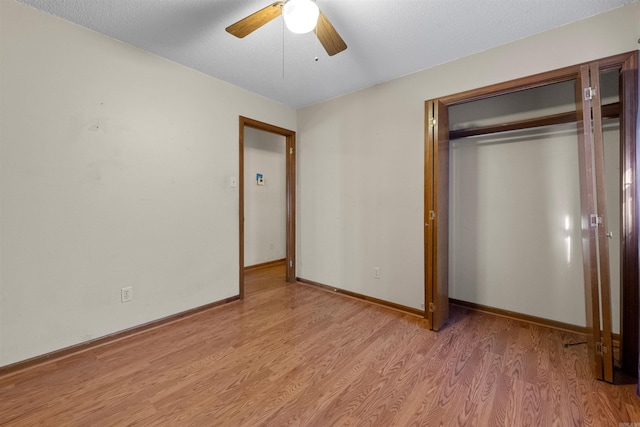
450, 102, 620, 140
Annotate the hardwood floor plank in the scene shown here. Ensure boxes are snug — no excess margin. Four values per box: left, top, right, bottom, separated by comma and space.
469, 352, 505, 426
1, 263, 639, 426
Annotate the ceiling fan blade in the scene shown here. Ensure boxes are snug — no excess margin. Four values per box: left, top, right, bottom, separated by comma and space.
226, 2, 283, 38
315, 11, 347, 56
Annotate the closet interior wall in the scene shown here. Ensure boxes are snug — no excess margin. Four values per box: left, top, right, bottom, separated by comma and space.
448, 75, 621, 334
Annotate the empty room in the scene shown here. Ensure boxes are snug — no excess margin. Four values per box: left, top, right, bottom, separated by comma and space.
1, 0, 640, 425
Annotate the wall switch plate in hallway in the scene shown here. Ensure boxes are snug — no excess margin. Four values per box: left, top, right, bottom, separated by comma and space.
373, 267, 380, 279
229, 177, 237, 188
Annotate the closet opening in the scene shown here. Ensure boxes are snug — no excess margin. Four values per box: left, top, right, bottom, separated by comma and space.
424, 51, 638, 383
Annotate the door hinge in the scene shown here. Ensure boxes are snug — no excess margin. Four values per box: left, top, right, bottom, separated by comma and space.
289, 260, 293, 268
289, 147, 294, 155
590, 214, 603, 227
429, 210, 436, 220
595, 340, 608, 355
584, 86, 597, 101
430, 117, 437, 127
428, 302, 436, 312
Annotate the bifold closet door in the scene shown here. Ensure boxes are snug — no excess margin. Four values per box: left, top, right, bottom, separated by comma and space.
577, 63, 614, 382
425, 100, 449, 331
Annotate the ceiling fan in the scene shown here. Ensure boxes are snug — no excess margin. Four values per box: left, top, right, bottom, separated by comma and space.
225, 0, 347, 56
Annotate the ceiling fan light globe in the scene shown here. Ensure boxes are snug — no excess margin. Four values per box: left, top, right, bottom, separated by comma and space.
283, 0, 319, 34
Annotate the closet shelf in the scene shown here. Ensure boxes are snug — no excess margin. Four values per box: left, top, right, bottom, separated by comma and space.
450, 102, 620, 140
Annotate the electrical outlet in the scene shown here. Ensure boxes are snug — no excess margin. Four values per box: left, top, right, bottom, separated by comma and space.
373, 267, 380, 279
121, 287, 132, 303
420, 303, 425, 309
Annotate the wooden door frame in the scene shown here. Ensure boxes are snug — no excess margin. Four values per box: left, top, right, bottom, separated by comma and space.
424, 51, 638, 378
239, 116, 296, 298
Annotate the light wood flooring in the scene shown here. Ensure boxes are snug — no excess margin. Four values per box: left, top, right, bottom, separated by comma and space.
1, 263, 639, 426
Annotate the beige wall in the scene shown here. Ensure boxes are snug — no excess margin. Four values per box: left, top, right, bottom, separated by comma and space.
0, 1, 296, 367
296, 3, 639, 317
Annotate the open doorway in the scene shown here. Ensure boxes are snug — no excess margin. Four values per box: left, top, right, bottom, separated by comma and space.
239, 117, 296, 298
244, 128, 286, 269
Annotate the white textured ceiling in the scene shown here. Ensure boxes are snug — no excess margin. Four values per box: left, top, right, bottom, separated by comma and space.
16, 0, 638, 109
